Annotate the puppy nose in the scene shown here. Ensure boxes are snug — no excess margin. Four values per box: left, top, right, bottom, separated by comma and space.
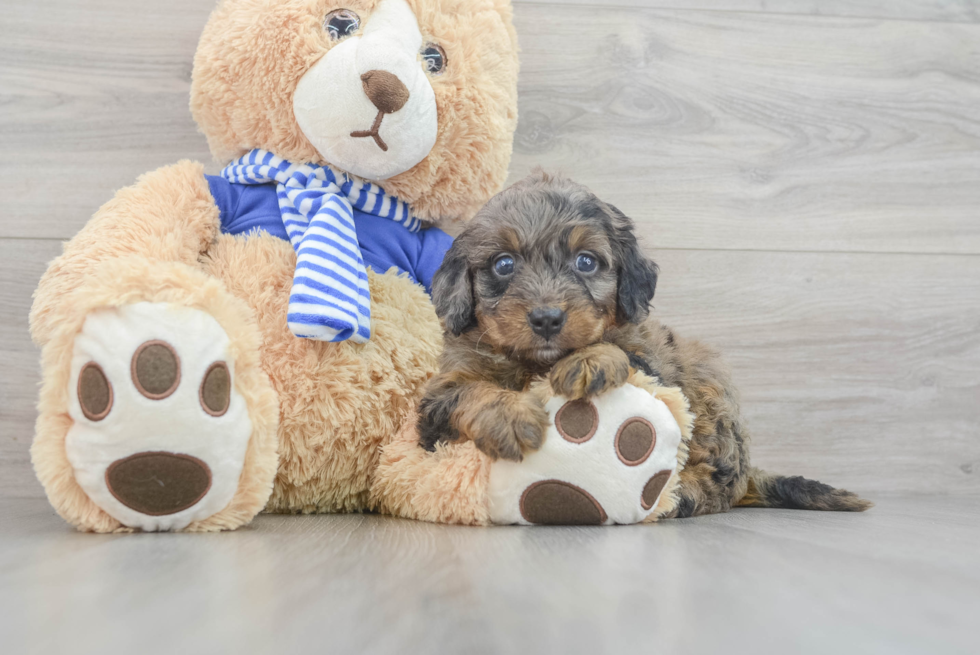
360, 70, 409, 114
527, 307, 567, 340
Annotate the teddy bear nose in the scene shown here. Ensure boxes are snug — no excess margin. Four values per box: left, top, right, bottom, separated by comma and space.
360, 70, 410, 114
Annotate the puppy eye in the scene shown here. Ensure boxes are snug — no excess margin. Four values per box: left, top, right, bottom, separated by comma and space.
493, 254, 515, 277
576, 252, 598, 274
421, 43, 447, 74
325, 9, 360, 40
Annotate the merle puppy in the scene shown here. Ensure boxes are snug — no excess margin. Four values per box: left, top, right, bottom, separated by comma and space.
417, 172, 870, 517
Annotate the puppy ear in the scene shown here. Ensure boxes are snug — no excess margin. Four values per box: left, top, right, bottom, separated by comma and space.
431, 242, 477, 336
607, 204, 659, 324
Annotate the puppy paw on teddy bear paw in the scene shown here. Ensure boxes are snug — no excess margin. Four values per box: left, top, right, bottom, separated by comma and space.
66, 302, 253, 532
486, 384, 682, 526
549, 344, 631, 400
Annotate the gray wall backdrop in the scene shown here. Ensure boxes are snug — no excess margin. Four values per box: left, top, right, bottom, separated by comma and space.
1, 0, 978, 500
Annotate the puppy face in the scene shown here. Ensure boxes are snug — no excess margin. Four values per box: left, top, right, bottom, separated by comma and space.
433, 173, 659, 364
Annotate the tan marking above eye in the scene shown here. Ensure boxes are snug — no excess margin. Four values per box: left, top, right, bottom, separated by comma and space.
200, 362, 231, 417
554, 399, 598, 443
615, 417, 657, 466
566, 225, 612, 262
78, 362, 113, 421
520, 479, 608, 525
131, 340, 181, 400
641, 470, 673, 510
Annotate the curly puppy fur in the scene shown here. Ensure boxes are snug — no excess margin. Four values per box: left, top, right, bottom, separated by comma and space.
417, 172, 872, 517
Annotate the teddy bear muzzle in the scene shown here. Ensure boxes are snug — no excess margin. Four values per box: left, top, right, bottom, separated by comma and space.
291, 0, 439, 180
349, 70, 411, 152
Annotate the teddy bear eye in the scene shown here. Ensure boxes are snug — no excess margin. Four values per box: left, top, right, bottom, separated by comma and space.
325, 9, 360, 40
421, 43, 447, 74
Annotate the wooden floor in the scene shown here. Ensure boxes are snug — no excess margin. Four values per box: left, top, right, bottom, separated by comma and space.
1, 494, 978, 654
1, 1, 979, 652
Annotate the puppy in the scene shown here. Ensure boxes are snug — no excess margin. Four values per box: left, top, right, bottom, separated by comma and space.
418, 172, 870, 517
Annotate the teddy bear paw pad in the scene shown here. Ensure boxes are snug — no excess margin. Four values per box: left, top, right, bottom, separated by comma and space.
66, 302, 252, 531
487, 384, 682, 525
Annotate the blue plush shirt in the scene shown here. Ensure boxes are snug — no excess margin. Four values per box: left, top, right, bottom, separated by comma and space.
205, 175, 453, 294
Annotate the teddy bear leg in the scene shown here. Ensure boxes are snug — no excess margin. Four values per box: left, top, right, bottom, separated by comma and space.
30, 161, 223, 348
33, 258, 280, 532
371, 414, 494, 525
486, 375, 694, 526
374, 373, 694, 526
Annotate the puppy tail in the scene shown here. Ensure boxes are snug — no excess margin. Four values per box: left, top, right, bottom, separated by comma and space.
736, 468, 873, 512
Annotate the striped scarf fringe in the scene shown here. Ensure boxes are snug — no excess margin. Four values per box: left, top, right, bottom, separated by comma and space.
221, 149, 419, 343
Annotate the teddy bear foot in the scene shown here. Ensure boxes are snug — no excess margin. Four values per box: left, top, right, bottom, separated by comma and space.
66, 302, 255, 531
487, 383, 685, 525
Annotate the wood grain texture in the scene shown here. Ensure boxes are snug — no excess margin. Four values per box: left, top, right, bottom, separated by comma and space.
1, 2, 979, 501
510, 6, 980, 254
644, 246, 980, 495
4, 239, 977, 497
0, 241, 59, 500
2, 3, 980, 249
1, 495, 978, 654
0, 0, 215, 240
514, 0, 980, 24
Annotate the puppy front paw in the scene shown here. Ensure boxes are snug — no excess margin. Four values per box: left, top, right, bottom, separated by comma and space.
550, 343, 631, 399
417, 392, 461, 452
469, 394, 548, 462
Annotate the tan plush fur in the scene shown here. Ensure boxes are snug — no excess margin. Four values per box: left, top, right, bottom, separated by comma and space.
191, 0, 519, 222
202, 234, 443, 512
372, 418, 492, 525
372, 370, 693, 525
30, 0, 518, 531
32, 256, 279, 532
31, 161, 221, 346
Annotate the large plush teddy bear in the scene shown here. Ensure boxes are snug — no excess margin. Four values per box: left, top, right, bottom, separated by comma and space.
29, 0, 520, 532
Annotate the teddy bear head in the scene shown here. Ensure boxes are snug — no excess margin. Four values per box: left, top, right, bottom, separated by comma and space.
191, 0, 519, 222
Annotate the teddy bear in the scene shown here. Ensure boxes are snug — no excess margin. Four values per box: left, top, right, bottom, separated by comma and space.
372, 372, 694, 525
28, 0, 520, 532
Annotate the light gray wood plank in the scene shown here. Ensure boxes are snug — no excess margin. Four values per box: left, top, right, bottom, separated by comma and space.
1, 495, 977, 655
515, 0, 980, 24
0, 240, 60, 500
509, 6, 980, 254
643, 246, 980, 496
2, 3, 979, 253
3, 239, 978, 498
0, 0, 215, 240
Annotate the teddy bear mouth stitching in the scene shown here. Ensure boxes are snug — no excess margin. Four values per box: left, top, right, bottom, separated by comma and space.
350, 70, 410, 152
351, 110, 390, 152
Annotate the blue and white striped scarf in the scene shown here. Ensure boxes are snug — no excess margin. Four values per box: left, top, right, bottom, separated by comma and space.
221, 149, 420, 343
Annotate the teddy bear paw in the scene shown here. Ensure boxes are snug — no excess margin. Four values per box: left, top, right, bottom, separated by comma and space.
486, 384, 682, 525
65, 302, 253, 531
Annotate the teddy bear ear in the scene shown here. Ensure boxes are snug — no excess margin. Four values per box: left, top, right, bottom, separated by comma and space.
190, 0, 324, 165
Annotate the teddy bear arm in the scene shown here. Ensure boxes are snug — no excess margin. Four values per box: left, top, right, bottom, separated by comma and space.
31, 161, 222, 346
